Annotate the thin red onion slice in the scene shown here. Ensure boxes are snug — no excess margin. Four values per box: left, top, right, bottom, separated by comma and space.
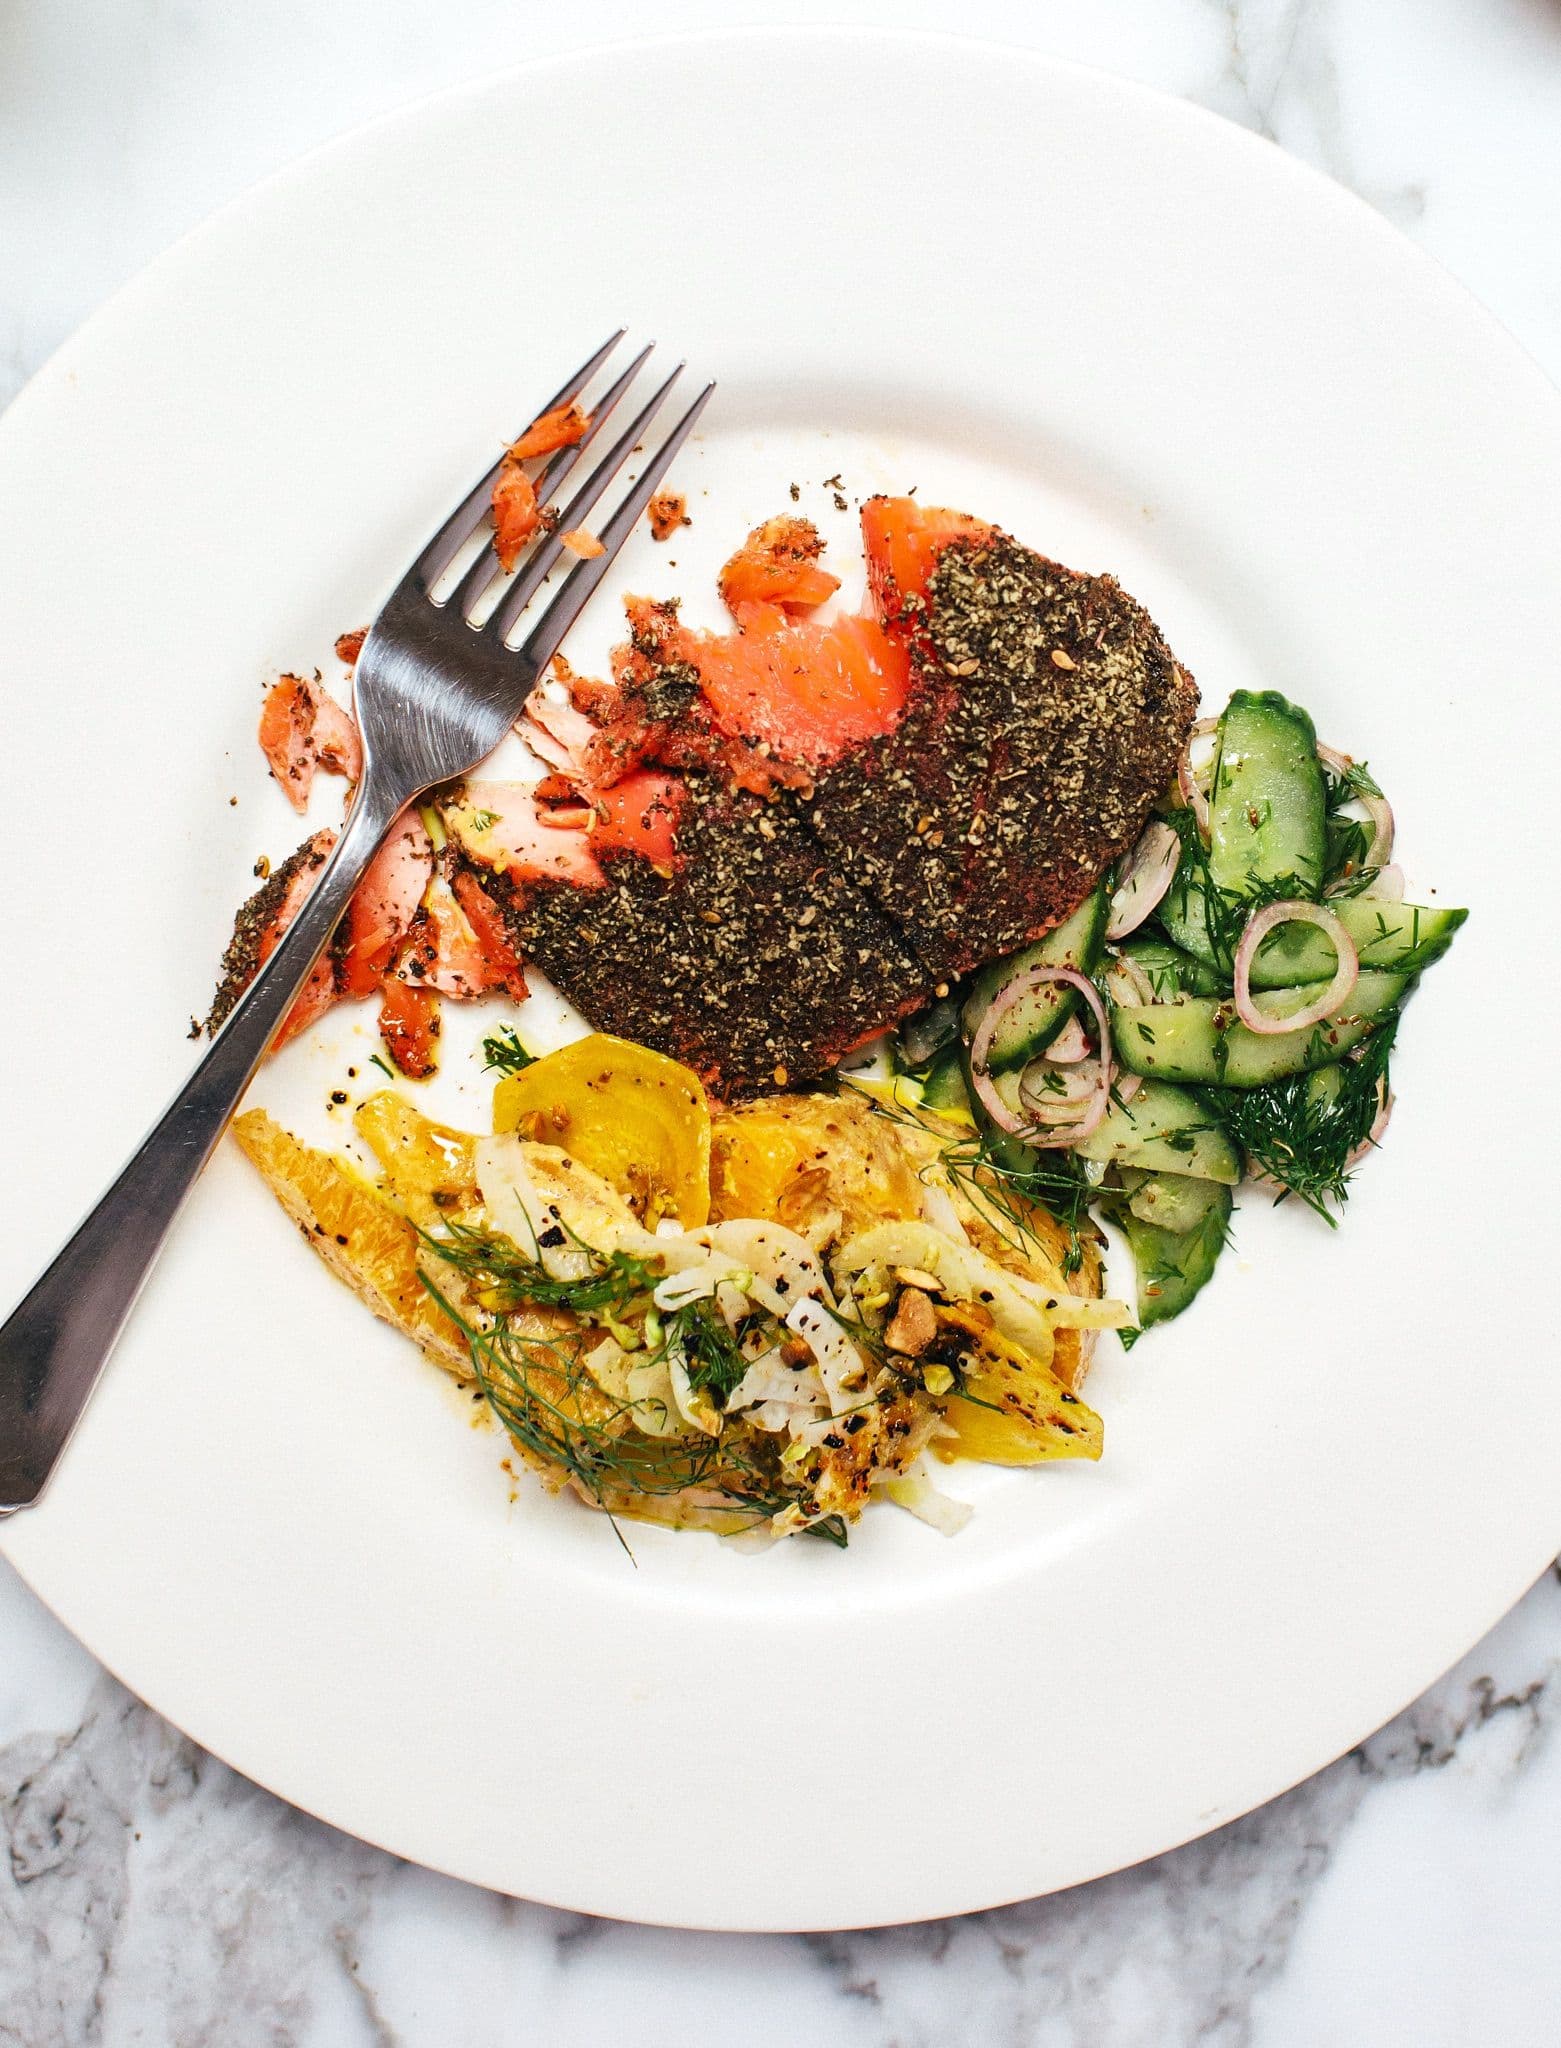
1105, 953, 1155, 1008
1106, 820, 1182, 940
969, 967, 1114, 1147
1176, 718, 1219, 838
1101, 953, 1157, 1104
1316, 741, 1395, 869
1046, 1015, 1091, 1064
1019, 1057, 1099, 1119
1233, 901, 1359, 1036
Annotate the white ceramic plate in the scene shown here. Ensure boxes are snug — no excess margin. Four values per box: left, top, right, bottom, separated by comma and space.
3, 29, 1558, 1931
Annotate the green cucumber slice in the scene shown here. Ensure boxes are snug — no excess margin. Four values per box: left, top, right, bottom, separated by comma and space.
1157, 859, 1219, 966
1245, 897, 1465, 987
1126, 1172, 1217, 1233
1074, 1079, 1240, 1184
962, 886, 1107, 1072
1112, 1178, 1232, 1337
1209, 691, 1327, 898
1111, 970, 1409, 1086
1114, 935, 1223, 999
920, 1042, 973, 1118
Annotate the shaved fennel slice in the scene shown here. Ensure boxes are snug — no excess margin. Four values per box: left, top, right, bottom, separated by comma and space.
784, 1297, 871, 1414
835, 1219, 1126, 1349
878, 1455, 974, 1536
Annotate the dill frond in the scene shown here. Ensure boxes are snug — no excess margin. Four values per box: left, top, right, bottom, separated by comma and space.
481, 1024, 536, 1076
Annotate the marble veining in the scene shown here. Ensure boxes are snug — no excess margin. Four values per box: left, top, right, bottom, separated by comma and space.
3, 1570, 1557, 2046
3, 1, 1560, 2041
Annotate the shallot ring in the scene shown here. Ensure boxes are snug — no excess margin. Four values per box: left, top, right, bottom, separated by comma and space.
969, 967, 1115, 1147
1233, 901, 1359, 1036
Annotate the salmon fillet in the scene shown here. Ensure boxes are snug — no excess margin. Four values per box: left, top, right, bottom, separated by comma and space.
808, 526, 1197, 980
494, 771, 922, 1093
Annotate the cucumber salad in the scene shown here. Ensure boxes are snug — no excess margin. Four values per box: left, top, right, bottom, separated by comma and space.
887, 690, 1465, 1342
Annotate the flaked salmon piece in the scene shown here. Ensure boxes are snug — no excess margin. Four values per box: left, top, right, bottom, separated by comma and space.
860, 496, 992, 625
591, 770, 683, 868
718, 516, 841, 618
521, 690, 615, 787
445, 780, 604, 888
564, 598, 832, 797
491, 466, 540, 572
378, 975, 439, 1078
209, 828, 337, 1039
392, 869, 516, 999
680, 602, 909, 766
488, 403, 589, 571
337, 813, 435, 999
449, 869, 528, 1000
334, 628, 368, 666
506, 401, 589, 462
258, 674, 362, 812
647, 490, 687, 541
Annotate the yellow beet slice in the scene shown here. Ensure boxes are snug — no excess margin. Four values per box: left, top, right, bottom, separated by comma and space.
492, 1033, 710, 1227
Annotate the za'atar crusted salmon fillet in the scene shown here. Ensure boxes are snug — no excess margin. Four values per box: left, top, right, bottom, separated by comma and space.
217, 497, 1195, 1091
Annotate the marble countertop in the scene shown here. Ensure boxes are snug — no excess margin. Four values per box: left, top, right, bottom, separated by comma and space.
3, 2, 1559, 2040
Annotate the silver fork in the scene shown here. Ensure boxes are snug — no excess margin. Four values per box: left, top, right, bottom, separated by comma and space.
0, 333, 713, 1516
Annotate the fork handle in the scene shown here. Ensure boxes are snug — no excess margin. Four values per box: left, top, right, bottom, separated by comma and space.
0, 781, 404, 1515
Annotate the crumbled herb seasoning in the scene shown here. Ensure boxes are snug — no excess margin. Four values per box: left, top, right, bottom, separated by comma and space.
808, 533, 1196, 980
207, 835, 331, 1031
495, 770, 923, 1097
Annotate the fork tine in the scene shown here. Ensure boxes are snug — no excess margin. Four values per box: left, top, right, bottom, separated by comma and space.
409, 327, 625, 591
447, 340, 658, 622
487, 364, 688, 643
515, 381, 716, 675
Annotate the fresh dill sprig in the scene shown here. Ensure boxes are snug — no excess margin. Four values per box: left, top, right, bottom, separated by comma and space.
655, 1295, 755, 1403
419, 1215, 659, 1318
481, 1024, 536, 1076
844, 1077, 1094, 1276
1197, 1016, 1396, 1222
417, 1267, 845, 1548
